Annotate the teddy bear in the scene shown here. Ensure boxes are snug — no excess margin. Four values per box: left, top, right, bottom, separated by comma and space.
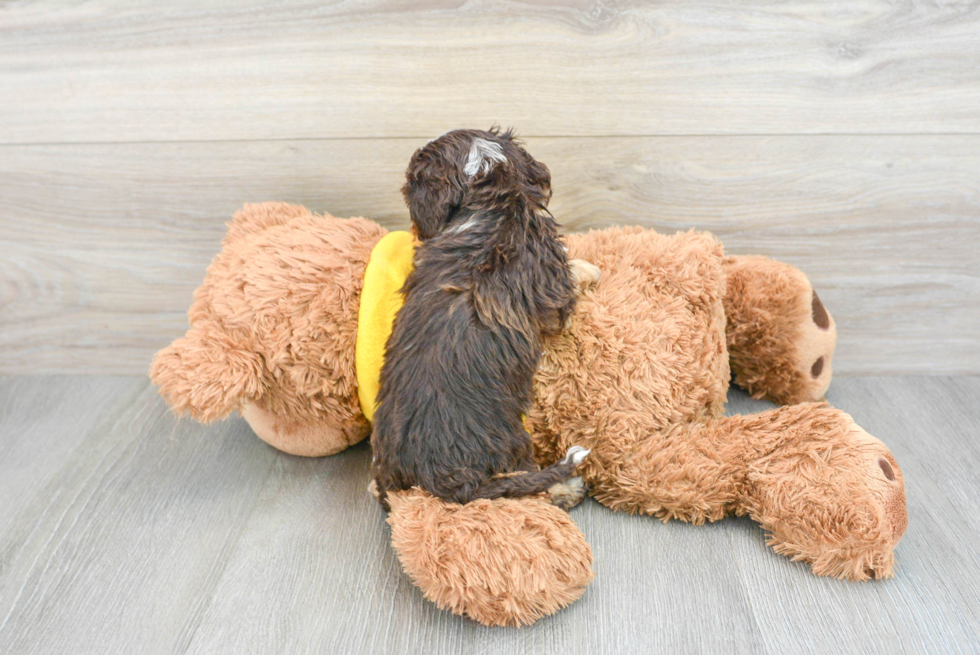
150, 202, 908, 627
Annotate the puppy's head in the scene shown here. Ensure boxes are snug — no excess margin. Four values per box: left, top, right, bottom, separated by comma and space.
402, 127, 551, 240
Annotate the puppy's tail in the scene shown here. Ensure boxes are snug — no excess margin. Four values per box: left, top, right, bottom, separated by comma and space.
471, 446, 590, 501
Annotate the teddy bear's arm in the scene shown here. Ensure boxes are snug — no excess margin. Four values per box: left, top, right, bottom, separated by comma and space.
582, 403, 906, 581
150, 320, 265, 423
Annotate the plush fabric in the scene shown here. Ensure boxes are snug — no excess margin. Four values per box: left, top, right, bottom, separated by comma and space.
355, 230, 416, 422
528, 228, 903, 579
387, 488, 593, 626
722, 255, 837, 404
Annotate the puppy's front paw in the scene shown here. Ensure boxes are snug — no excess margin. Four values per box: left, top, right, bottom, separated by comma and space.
569, 259, 601, 293
368, 479, 381, 500
548, 476, 587, 511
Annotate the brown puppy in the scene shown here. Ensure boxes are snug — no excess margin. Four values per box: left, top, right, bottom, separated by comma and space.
371, 128, 596, 509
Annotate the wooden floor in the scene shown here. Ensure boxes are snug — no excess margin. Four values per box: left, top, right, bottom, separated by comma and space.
0, 375, 977, 654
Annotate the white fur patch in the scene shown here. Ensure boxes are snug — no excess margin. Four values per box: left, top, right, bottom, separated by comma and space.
562, 446, 591, 466
463, 137, 506, 178
446, 217, 477, 234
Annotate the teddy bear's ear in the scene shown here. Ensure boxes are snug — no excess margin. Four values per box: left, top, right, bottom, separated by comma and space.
149, 320, 264, 423
223, 202, 313, 246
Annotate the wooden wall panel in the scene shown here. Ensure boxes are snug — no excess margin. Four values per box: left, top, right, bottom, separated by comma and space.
1, 1, 979, 143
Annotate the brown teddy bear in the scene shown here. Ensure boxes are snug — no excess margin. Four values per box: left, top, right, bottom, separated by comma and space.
151, 202, 907, 627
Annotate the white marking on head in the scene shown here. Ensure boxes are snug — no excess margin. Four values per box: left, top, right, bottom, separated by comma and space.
464, 137, 506, 178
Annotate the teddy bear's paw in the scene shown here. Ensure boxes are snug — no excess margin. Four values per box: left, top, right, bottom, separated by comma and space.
548, 476, 587, 510
786, 288, 838, 402
569, 259, 601, 293
748, 416, 907, 581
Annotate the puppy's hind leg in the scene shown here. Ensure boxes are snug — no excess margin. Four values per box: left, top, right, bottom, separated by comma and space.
548, 476, 587, 511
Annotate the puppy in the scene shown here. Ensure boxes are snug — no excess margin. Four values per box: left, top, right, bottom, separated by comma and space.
370, 128, 599, 509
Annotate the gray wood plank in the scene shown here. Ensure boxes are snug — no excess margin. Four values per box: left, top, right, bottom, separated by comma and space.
0, 376, 135, 531
2, 136, 977, 375
0, 378, 278, 655
2, 1, 980, 143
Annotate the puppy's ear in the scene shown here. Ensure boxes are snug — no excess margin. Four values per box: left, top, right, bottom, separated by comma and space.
503, 132, 551, 203
523, 156, 552, 201
402, 151, 466, 240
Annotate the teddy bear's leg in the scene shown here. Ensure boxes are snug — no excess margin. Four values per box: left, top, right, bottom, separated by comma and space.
585, 403, 906, 580
738, 407, 907, 580
385, 489, 594, 626
722, 255, 837, 404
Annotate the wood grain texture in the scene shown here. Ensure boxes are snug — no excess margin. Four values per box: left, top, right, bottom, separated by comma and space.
0, 375, 978, 654
1, 136, 977, 375
2, 0, 980, 143
0, 376, 134, 531
0, 378, 279, 654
